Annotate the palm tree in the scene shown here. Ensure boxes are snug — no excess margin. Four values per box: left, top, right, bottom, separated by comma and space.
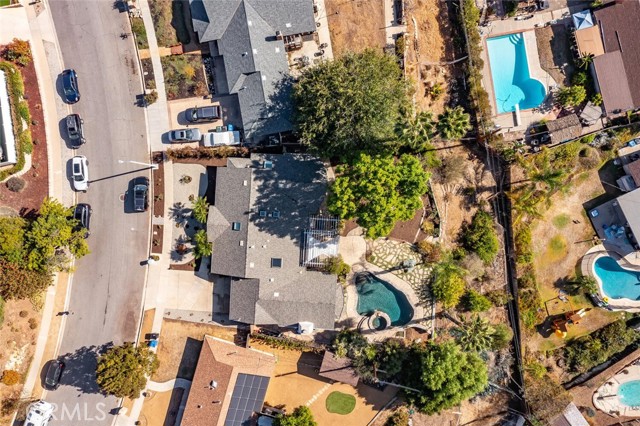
192, 229, 212, 259
577, 53, 594, 70
437, 106, 471, 140
191, 196, 209, 223
508, 185, 543, 224
396, 111, 436, 151
455, 314, 495, 352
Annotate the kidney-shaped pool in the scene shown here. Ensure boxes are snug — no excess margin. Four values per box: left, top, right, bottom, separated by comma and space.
355, 273, 414, 327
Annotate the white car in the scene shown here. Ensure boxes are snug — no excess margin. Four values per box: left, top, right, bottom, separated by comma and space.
25, 400, 54, 426
71, 155, 89, 192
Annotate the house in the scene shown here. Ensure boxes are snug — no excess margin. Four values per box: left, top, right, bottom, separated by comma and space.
546, 114, 582, 145
189, 0, 316, 144
318, 351, 359, 387
591, 1, 640, 114
181, 335, 275, 426
588, 187, 640, 253
206, 154, 341, 330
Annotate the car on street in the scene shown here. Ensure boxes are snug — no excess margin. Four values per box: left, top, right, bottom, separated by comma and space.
44, 360, 65, 390
185, 105, 221, 123
132, 176, 149, 212
25, 400, 54, 426
168, 128, 201, 143
71, 155, 89, 192
66, 113, 85, 146
61, 69, 80, 104
73, 203, 92, 237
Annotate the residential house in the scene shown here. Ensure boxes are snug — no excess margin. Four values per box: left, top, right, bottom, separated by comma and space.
181, 335, 275, 426
189, 0, 316, 144
206, 154, 341, 330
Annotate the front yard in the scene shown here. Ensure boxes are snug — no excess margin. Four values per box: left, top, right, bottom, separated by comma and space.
161, 54, 208, 100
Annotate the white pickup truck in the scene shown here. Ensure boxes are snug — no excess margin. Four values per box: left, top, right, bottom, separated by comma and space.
201, 130, 241, 147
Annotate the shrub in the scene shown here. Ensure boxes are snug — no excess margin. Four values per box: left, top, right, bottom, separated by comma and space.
591, 93, 603, 106
1, 370, 21, 385
462, 210, 499, 263
19, 310, 28, 318
6, 177, 25, 193
193, 229, 212, 259
3, 39, 32, 66
571, 71, 588, 86
19, 129, 33, 154
130, 17, 149, 49
385, 409, 409, 426
17, 100, 30, 124
0, 395, 18, 416
395, 35, 406, 57
462, 289, 492, 312
323, 255, 350, 282
28, 318, 37, 329
491, 323, 513, 350
144, 90, 158, 105
431, 261, 466, 308
417, 240, 443, 263
557, 85, 587, 107
0, 297, 4, 327
485, 289, 511, 306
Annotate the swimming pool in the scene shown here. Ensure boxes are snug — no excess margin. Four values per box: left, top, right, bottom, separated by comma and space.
593, 256, 640, 300
486, 33, 546, 114
355, 273, 413, 327
619, 380, 640, 406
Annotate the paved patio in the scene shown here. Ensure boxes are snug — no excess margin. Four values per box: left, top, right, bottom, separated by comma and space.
368, 239, 431, 289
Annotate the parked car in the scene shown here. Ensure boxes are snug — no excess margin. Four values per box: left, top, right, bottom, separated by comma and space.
73, 203, 92, 238
25, 400, 54, 426
71, 155, 89, 192
44, 360, 65, 390
202, 130, 241, 147
185, 105, 221, 123
61, 69, 80, 104
132, 176, 149, 212
168, 128, 201, 143
66, 113, 85, 146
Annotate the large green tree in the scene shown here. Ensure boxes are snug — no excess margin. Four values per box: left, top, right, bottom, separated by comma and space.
293, 49, 410, 157
402, 341, 488, 414
557, 85, 586, 107
462, 210, 499, 264
437, 106, 471, 140
95, 343, 158, 399
274, 406, 317, 426
24, 198, 89, 271
0, 217, 27, 264
430, 261, 466, 308
328, 153, 429, 238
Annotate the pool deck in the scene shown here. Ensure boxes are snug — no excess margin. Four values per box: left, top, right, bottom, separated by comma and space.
582, 245, 640, 312
594, 363, 640, 417
481, 11, 568, 132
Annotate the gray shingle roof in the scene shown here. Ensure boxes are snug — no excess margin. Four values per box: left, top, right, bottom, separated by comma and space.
189, 0, 314, 142
208, 154, 339, 329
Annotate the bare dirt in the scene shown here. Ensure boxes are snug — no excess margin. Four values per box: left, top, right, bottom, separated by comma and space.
325, 0, 387, 57
0, 52, 49, 216
535, 25, 575, 86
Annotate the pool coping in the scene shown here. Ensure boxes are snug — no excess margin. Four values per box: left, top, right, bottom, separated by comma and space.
582, 245, 640, 312
593, 362, 640, 417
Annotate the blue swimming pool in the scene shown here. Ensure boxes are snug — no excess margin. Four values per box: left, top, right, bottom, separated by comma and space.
593, 256, 640, 300
355, 273, 413, 326
619, 380, 640, 406
486, 33, 546, 114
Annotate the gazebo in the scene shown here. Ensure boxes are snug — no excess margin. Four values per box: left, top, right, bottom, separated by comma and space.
572, 10, 594, 30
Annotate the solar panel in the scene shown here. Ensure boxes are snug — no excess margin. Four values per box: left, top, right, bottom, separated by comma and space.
224, 373, 270, 426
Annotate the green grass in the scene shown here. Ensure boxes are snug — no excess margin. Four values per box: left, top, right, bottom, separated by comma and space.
0, 0, 11, 6
544, 234, 568, 263
325, 391, 356, 415
552, 214, 570, 229
130, 17, 148, 50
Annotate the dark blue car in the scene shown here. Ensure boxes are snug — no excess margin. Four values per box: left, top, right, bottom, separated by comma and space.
62, 69, 80, 104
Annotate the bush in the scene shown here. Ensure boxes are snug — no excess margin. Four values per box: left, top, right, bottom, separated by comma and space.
571, 71, 588, 86
491, 323, 513, 350
417, 240, 443, 263
17, 100, 30, 124
385, 409, 409, 426
19, 129, 33, 154
557, 85, 587, 107
130, 17, 149, 49
462, 210, 499, 263
3, 39, 32, 66
1, 370, 21, 385
591, 93, 603, 106
485, 289, 511, 306
144, 90, 158, 105
323, 255, 350, 282
431, 261, 466, 308
19, 310, 28, 318
6, 177, 25, 193
462, 289, 492, 312
0, 297, 4, 327
28, 318, 37, 329
395, 35, 406, 57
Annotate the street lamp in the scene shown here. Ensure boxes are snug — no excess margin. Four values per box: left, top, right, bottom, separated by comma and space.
118, 159, 158, 170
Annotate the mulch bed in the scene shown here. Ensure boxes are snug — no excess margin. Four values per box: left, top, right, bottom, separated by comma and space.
387, 195, 430, 244
151, 224, 163, 254
171, 157, 228, 167
152, 152, 164, 217
0, 51, 48, 216
168, 261, 195, 271
141, 58, 155, 91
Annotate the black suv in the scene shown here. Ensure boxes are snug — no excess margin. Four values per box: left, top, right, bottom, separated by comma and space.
66, 114, 85, 146
133, 177, 149, 212
44, 359, 65, 390
61, 69, 80, 104
73, 203, 91, 238
185, 105, 221, 123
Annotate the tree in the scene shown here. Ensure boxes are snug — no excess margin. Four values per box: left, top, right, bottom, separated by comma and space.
323, 255, 350, 282
396, 111, 436, 153
292, 49, 410, 157
455, 314, 495, 352
385, 409, 409, 426
436, 106, 471, 140
565, 275, 598, 295
191, 196, 209, 223
331, 329, 376, 378
402, 341, 488, 414
24, 198, 89, 272
526, 373, 573, 423
274, 406, 317, 426
491, 323, 513, 350
3, 38, 32, 66
192, 229, 212, 259
557, 85, 586, 107
462, 289, 492, 312
0, 259, 52, 301
431, 261, 466, 308
328, 154, 429, 238
376, 339, 407, 377
95, 343, 158, 399
0, 217, 27, 265
462, 210, 499, 263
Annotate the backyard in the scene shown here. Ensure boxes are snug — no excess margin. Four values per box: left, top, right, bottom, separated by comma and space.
325, 0, 387, 57
160, 54, 208, 100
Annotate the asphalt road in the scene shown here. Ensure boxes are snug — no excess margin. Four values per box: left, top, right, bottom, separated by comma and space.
46, 1, 150, 424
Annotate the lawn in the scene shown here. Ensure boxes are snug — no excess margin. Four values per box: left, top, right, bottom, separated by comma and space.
148, 0, 190, 47
326, 391, 356, 415
131, 17, 148, 50
160, 54, 208, 100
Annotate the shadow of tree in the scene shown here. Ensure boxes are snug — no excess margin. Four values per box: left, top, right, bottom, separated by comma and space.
57, 343, 114, 395
171, 235, 192, 262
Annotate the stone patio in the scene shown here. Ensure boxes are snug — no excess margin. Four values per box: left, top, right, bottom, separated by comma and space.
368, 239, 431, 290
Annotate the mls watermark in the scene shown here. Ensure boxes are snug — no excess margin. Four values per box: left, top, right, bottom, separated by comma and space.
49, 402, 109, 422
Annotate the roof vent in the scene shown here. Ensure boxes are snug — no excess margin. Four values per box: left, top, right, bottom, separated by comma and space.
239, 240, 244, 246
262, 75, 267, 81
253, 48, 258, 54
275, 47, 280, 53
209, 380, 218, 389
248, 20, 252, 26
270, 278, 275, 282
276, 30, 283, 39
259, 210, 267, 217
242, 51, 248, 56
264, 160, 274, 169
274, 292, 279, 296
285, 23, 292, 28
249, 262, 255, 268
243, 180, 248, 186
273, 211, 280, 218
